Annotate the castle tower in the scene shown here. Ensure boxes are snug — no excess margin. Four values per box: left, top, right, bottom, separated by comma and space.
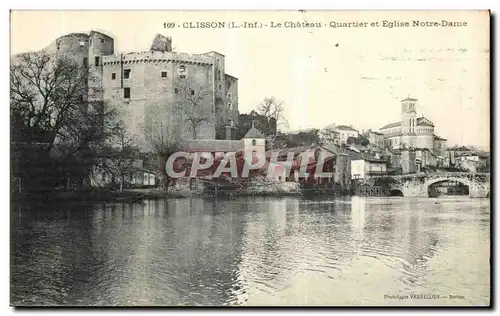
88, 31, 114, 102
401, 97, 418, 135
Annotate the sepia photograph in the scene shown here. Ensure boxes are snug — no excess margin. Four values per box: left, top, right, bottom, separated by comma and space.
9, 10, 490, 307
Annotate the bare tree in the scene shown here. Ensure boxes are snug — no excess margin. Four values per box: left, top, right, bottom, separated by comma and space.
174, 78, 213, 139
145, 110, 183, 191
100, 121, 140, 192
319, 128, 340, 145
10, 51, 88, 150
256, 96, 288, 136
10, 51, 113, 191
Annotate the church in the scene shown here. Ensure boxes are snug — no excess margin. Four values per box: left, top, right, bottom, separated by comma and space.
379, 97, 447, 156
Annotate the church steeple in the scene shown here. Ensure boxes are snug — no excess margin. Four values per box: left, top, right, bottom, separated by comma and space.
401, 96, 417, 114
401, 97, 418, 135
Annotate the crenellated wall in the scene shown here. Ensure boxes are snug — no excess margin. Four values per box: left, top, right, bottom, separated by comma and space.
14, 30, 239, 152
102, 52, 216, 149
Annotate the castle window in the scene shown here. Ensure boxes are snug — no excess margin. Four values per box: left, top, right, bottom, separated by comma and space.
219, 84, 222, 90
178, 65, 187, 79
111, 73, 116, 80
228, 93, 232, 99
124, 69, 131, 79
217, 70, 221, 80
100, 38, 105, 44
161, 71, 167, 78
189, 89, 195, 96
124, 87, 130, 99
95, 56, 100, 67
83, 57, 88, 68
252, 139, 257, 146
174, 88, 179, 94
228, 103, 232, 110
227, 119, 234, 126
79, 41, 85, 47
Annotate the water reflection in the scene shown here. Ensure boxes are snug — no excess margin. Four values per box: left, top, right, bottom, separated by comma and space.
11, 196, 490, 306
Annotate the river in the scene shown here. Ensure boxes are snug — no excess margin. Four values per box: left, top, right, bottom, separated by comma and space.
10, 196, 490, 306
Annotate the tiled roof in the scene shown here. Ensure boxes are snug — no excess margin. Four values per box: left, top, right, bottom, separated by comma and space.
416, 117, 434, 126
434, 134, 447, 141
369, 129, 384, 135
266, 145, 312, 158
380, 121, 401, 130
450, 145, 471, 151
335, 125, 358, 132
243, 126, 265, 139
181, 139, 243, 152
322, 144, 343, 155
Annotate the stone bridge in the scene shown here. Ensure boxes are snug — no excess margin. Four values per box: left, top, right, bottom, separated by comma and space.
384, 172, 490, 198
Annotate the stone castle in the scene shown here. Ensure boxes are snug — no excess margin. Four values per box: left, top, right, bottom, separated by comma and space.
18, 30, 239, 151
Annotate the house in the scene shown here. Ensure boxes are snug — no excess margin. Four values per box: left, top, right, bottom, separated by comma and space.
366, 129, 385, 148
265, 145, 337, 184
335, 125, 359, 144
91, 156, 157, 188
350, 156, 388, 181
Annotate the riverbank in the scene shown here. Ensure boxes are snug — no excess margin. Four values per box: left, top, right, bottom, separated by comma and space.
9, 188, 303, 205
11, 185, 355, 206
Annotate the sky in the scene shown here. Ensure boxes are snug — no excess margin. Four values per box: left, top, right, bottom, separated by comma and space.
10, 11, 490, 148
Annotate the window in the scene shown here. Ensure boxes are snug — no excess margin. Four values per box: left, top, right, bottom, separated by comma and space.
95, 56, 100, 67
124, 87, 130, 99
174, 88, 179, 94
189, 89, 195, 96
228, 93, 232, 99
111, 73, 116, 80
100, 38, 105, 44
178, 65, 186, 79
83, 57, 88, 68
252, 139, 257, 146
217, 70, 221, 80
219, 84, 222, 90
161, 71, 167, 78
79, 41, 85, 47
124, 69, 131, 79
228, 103, 232, 110
227, 119, 233, 126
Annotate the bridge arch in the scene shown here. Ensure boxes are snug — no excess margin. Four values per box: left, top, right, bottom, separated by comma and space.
389, 188, 404, 196
424, 177, 473, 197
425, 177, 473, 188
